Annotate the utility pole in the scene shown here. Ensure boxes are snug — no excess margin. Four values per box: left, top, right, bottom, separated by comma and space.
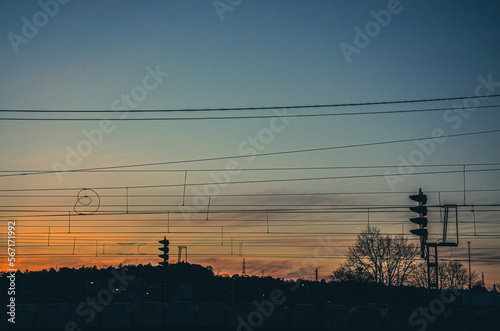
158, 237, 170, 266
409, 188, 428, 259
315, 268, 318, 282
468, 241, 472, 289
158, 237, 170, 302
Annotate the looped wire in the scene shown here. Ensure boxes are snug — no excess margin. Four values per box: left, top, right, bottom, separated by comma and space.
74, 188, 100, 215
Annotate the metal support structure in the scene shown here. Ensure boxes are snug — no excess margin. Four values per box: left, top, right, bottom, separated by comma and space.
468, 241, 472, 289
442, 204, 458, 245
206, 196, 211, 220
426, 243, 439, 290
424, 205, 459, 290
182, 170, 187, 206
177, 245, 187, 263
410, 189, 462, 291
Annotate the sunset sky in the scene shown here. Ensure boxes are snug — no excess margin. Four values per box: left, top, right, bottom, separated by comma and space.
1, 0, 500, 285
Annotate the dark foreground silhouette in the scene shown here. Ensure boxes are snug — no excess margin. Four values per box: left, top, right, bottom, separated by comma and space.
1, 263, 498, 330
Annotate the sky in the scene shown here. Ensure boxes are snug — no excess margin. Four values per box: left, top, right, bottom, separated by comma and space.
1, 0, 500, 285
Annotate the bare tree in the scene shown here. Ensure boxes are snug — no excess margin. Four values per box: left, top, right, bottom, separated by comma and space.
330, 263, 372, 283
408, 262, 428, 288
410, 260, 479, 289
330, 226, 419, 286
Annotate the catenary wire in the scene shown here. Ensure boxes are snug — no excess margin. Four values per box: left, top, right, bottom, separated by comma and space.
1, 127, 498, 180
2, 93, 499, 113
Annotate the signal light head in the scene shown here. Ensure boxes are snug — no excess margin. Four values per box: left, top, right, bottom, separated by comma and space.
409, 194, 428, 204
410, 217, 428, 226
158, 236, 170, 265
409, 206, 428, 216
410, 228, 428, 239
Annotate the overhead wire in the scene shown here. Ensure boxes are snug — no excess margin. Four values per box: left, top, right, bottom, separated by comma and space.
2, 161, 500, 176
2, 93, 500, 271
2, 93, 499, 113
1, 167, 500, 192
2, 104, 500, 120
1, 187, 500, 198
2, 127, 499, 180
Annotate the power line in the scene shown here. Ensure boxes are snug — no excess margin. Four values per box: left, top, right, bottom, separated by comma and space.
6, 242, 500, 249
2, 208, 500, 219
2, 104, 500, 120
11, 218, 500, 228
1, 167, 500, 192
2, 203, 499, 209
1, 187, 500, 198
0, 204, 428, 208
2, 93, 499, 113
1, 253, 499, 263
7, 231, 500, 236
1, 128, 500, 180
9, 217, 500, 224
2, 161, 500, 176
8, 234, 498, 243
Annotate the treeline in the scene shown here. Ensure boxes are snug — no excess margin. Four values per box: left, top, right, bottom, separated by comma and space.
1, 226, 491, 308
0, 262, 482, 309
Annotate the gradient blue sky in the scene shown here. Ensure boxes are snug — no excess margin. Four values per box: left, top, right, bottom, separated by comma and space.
1, 0, 500, 284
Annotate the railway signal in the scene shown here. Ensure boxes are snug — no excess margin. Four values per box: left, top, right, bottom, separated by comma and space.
409, 188, 428, 258
158, 236, 169, 266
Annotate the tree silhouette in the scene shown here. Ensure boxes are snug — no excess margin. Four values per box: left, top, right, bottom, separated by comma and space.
410, 260, 479, 289
330, 226, 419, 286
